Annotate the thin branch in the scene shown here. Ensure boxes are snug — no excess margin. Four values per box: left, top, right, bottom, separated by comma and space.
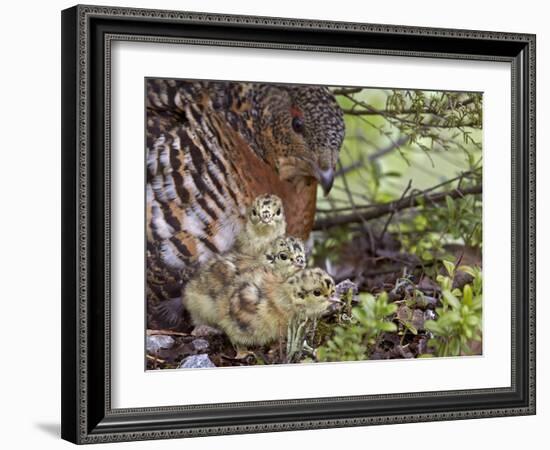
377, 179, 412, 242
342, 97, 477, 117
146, 329, 189, 337
334, 158, 365, 177
316, 168, 481, 214
332, 87, 363, 95
313, 184, 482, 230
337, 155, 376, 253
368, 135, 409, 161
146, 354, 166, 364
342, 94, 481, 129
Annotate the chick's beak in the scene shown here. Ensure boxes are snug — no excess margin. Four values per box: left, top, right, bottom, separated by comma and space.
318, 167, 335, 196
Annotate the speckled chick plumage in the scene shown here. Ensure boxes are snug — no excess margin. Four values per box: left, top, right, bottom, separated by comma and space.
232, 194, 286, 257
217, 268, 336, 347
184, 235, 307, 331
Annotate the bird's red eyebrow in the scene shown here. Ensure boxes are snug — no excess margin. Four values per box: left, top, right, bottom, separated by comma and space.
290, 106, 303, 118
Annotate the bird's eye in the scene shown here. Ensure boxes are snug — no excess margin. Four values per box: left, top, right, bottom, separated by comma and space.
292, 116, 305, 134
276, 208, 281, 216
252, 208, 257, 216
279, 253, 288, 261
313, 289, 321, 297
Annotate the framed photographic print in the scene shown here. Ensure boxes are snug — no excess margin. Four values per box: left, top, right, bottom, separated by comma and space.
61, 4, 536, 444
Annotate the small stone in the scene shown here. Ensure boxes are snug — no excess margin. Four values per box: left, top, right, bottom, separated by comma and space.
416, 337, 429, 355
192, 338, 209, 352
411, 309, 425, 330
179, 354, 216, 369
146, 335, 175, 353
335, 279, 359, 305
424, 310, 436, 321
191, 324, 224, 337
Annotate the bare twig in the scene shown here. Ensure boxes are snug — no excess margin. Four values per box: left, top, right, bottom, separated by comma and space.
146, 329, 189, 337
334, 158, 365, 177
332, 87, 363, 95
368, 135, 409, 161
313, 184, 481, 230
338, 154, 376, 253
146, 354, 166, 364
377, 179, 412, 242
316, 168, 480, 214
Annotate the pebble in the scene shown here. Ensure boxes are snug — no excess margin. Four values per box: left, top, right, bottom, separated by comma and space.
179, 354, 216, 369
146, 335, 175, 353
192, 338, 209, 352
335, 279, 359, 300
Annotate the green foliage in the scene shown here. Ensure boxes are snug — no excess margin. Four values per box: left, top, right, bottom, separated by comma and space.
385, 90, 483, 141
424, 261, 483, 357
310, 87, 484, 363
399, 186, 482, 263
316, 292, 397, 362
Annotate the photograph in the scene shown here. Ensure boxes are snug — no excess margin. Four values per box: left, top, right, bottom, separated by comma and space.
57, 3, 536, 444
145, 78, 483, 369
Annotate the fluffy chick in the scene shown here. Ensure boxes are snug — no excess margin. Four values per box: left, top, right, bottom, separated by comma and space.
184, 236, 306, 329
232, 194, 286, 257
286, 268, 337, 319
216, 268, 336, 348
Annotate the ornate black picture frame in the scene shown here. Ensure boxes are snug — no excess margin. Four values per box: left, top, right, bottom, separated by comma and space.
61, 4, 536, 444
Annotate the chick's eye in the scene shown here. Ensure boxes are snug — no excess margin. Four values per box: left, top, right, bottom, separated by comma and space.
313, 289, 321, 297
279, 253, 288, 261
252, 209, 257, 216
292, 116, 305, 134
276, 208, 281, 216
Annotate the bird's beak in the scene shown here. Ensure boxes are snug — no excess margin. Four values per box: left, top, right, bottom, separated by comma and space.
317, 167, 335, 196
328, 295, 343, 304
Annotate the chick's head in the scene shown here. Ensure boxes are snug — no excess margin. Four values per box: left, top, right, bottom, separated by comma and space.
248, 194, 285, 231
268, 236, 307, 277
287, 268, 337, 318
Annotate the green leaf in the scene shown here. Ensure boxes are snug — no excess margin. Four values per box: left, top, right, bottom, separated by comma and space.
446, 195, 456, 218
382, 171, 402, 178
442, 290, 461, 309
449, 338, 461, 356
421, 251, 434, 261
425, 320, 443, 335
442, 260, 455, 278
463, 284, 473, 306
451, 288, 462, 297
379, 321, 398, 332
458, 265, 476, 277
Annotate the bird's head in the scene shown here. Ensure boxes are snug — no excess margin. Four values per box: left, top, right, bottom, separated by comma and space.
247, 194, 286, 231
286, 268, 339, 318
266, 236, 307, 277
257, 85, 345, 196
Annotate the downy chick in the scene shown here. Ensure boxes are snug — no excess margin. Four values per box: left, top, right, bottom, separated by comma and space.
232, 194, 286, 257
217, 268, 336, 348
184, 236, 306, 329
